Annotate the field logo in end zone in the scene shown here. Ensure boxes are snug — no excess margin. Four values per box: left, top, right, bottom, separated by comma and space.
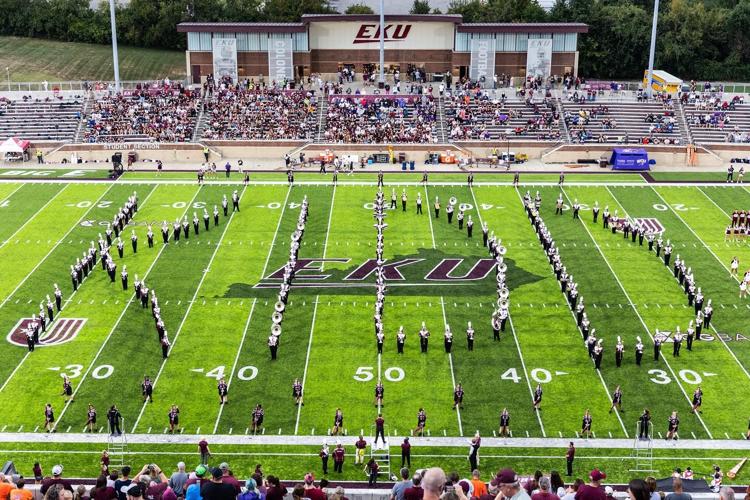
635, 217, 664, 233
7, 318, 87, 347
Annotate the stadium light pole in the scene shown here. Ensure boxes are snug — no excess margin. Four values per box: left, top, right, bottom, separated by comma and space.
379, 0, 385, 87
645, 0, 659, 99
109, 0, 121, 93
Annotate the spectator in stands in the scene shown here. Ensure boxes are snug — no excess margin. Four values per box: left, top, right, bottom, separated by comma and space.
9, 478, 31, 500
470, 470, 487, 498
75, 485, 89, 500
561, 479, 584, 500
550, 472, 566, 498
533, 477, 560, 500
645, 477, 660, 500
720, 488, 736, 500
496, 468, 531, 500
0, 474, 15, 500
264, 476, 287, 500
575, 470, 606, 500
627, 480, 649, 500
666, 478, 692, 500
403, 473, 424, 500
392, 468, 412, 500
329, 486, 347, 500
114, 467, 133, 500
302, 474, 325, 500
238, 479, 263, 500
421, 468, 446, 500
41, 466, 73, 495
168, 463, 188, 498
200, 468, 235, 500
126, 484, 143, 500
90, 475, 116, 500
202, 88, 317, 141
218, 464, 241, 496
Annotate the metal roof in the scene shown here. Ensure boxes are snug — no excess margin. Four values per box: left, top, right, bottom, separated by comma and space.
301, 13, 463, 23
177, 22, 306, 33
457, 22, 589, 34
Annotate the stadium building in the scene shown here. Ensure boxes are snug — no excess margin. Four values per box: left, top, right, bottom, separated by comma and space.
177, 14, 587, 83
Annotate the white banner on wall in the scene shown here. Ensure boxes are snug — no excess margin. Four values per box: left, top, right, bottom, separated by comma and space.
469, 39, 495, 87
268, 37, 294, 82
527, 39, 553, 78
212, 38, 238, 82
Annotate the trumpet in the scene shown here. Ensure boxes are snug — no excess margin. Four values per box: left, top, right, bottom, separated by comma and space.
272, 311, 284, 324
271, 324, 282, 336
275, 300, 285, 313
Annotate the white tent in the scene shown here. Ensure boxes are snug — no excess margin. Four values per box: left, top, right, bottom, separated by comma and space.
0, 137, 29, 154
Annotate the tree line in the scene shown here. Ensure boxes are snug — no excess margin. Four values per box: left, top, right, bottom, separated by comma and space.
1, 0, 749, 81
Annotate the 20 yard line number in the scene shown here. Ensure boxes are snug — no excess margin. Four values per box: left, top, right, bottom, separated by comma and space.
354, 366, 405, 382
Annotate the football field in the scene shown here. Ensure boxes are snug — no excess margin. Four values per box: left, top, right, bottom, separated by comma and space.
0, 173, 749, 446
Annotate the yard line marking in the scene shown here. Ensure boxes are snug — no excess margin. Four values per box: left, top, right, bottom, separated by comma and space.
294, 296, 320, 435
212, 298, 257, 434
0, 184, 24, 206
0, 184, 111, 312
214, 186, 291, 433
131, 186, 249, 432
0, 185, 69, 252
476, 187, 545, 437
567, 188, 712, 439
295, 186, 335, 433
649, 187, 750, 382
0, 184, 140, 394
426, 186, 463, 437
54, 185, 200, 429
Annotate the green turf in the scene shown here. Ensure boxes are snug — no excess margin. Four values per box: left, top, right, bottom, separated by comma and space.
647, 172, 730, 182
0, 37, 186, 83
0, 176, 749, 473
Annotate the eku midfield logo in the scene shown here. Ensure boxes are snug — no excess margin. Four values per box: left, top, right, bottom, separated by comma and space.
254, 258, 497, 288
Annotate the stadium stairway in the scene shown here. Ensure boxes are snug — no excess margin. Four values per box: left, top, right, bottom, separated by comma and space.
315, 98, 328, 142
192, 96, 209, 143
436, 97, 448, 143
72, 96, 93, 144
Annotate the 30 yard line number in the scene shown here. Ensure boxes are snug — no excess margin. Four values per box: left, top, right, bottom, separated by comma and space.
648, 368, 703, 385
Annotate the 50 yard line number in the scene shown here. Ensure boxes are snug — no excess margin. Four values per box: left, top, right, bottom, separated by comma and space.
353, 366, 405, 382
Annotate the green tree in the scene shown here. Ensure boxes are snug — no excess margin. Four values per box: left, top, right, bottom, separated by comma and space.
345, 3, 375, 14
448, 0, 547, 22
410, 0, 432, 14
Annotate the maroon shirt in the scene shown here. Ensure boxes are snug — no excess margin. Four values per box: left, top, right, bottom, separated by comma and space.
376, 417, 384, 429
266, 486, 287, 500
305, 487, 326, 500
575, 485, 606, 500
198, 440, 209, 453
333, 447, 345, 463
401, 442, 411, 453
145, 482, 168, 500
404, 486, 424, 500
355, 439, 367, 450
93, 487, 117, 500
221, 475, 242, 495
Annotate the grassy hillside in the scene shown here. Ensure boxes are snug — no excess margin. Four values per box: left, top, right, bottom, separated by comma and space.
0, 36, 186, 83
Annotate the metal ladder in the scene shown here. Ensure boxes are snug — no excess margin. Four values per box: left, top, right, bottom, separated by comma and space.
108, 418, 128, 469
369, 424, 392, 480
630, 421, 655, 473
